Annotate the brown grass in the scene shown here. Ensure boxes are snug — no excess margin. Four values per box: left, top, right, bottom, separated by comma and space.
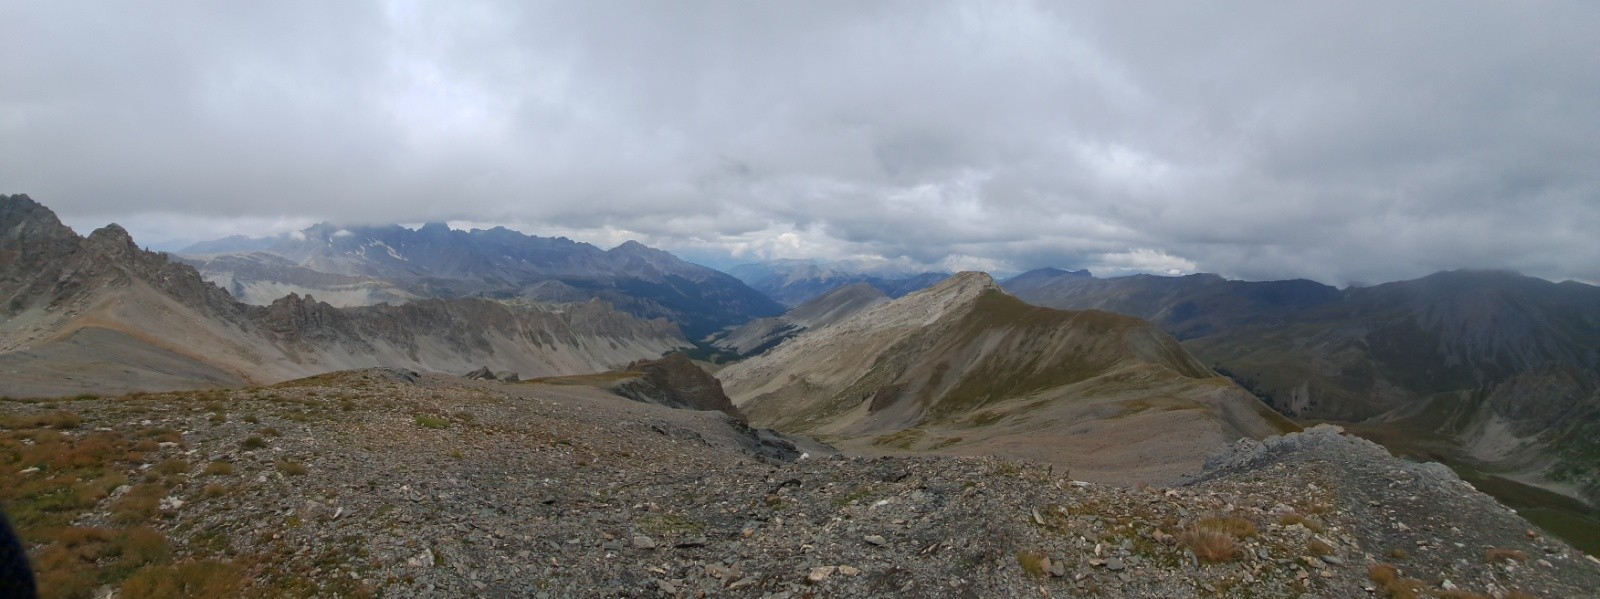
1015, 549, 1049, 577
1178, 529, 1238, 563
201, 461, 233, 476
1367, 563, 1426, 599
0, 410, 82, 429
1306, 537, 1333, 557
119, 560, 245, 599
111, 484, 166, 524
276, 460, 308, 476
1483, 548, 1526, 563
1436, 591, 1493, 599
1195, 515, 1257, 537
153, 458, 188, 476
1279, 512, 1325, 533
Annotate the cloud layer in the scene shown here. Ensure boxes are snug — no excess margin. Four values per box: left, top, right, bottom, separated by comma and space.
4, 1, 1597, 284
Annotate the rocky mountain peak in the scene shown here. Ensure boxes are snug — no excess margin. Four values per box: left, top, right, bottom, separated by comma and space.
1, 193, 81, 267
85, 223, 138, 251
609, 239, 655, 254
928, 270, 999, 293
1, 193, 68, 232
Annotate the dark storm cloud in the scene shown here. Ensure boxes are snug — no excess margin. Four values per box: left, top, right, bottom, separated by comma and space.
3, 1, 1597, 284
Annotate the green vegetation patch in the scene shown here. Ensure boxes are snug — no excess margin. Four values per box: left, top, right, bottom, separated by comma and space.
872, 427, 926, 450
414, 415, 450, 429
635, 513, 705, 536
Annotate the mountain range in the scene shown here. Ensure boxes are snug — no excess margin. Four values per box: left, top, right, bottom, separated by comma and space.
178, 222, 784, 338
0, 194, 687, 397
1002, 267, 1600, 505
717, 272, 1295, 484
726, 258, 949, 307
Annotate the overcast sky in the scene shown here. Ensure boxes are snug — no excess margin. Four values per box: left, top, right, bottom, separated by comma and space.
3, 1, 1597, 284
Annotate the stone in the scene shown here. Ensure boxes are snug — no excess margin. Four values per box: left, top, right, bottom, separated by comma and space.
632, 535, 656, 550
806, 566, 836, 584
1104, 558, 1125, 571
864, 535, 888, 546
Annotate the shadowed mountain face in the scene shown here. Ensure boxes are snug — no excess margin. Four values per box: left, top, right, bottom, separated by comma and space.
181, 224, 783, 338
0, 194, 688, 397
727, 259, 948, 307
719, 272, 1294, 485
1003, 267, 1600, 504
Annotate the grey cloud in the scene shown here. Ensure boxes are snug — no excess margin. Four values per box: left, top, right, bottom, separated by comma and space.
3, 1, 1597, 285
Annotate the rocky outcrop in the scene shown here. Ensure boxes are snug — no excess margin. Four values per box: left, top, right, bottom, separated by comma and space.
611, 353, 744, 420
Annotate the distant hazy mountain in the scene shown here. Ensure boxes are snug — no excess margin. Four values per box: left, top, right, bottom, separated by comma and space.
727, 259, 949, 306
0, 194, 688, 397
707, 282, 889, 356
181, 223, 783, 338
1003, 267, 1600, 504
718, 272, 1293, 484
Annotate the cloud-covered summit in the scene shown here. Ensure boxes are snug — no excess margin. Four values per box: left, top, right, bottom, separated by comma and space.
3, 1, 1596, 285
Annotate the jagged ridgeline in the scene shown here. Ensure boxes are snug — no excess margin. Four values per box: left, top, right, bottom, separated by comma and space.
718, 272, 1297, 485
176, 218, 783, 339
0, 194, 690, 397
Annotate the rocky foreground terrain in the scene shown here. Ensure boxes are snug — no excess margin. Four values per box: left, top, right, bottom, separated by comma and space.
3, 370, 1597, 598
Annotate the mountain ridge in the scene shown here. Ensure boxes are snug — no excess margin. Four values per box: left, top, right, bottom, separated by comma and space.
727, 259, 949, 307
1002, 266, 1600, 505
719, 271, 1294, 485
0, 194, 689, 398
180, 221, 784, 338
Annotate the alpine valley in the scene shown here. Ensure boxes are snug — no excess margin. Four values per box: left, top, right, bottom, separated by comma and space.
3, 193, 1598, 598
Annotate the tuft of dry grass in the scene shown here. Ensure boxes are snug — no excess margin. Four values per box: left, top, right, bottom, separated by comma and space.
153, 458, 188, 476
1178, 529, 1238, 563
111, 484, 167, 524
276, 460, 308, 476
1483, 548, 1526, 563
1015, 549, 1049, 577
1436, 592, 1494, 599
119, 559, 245, 599
1368, 563, 1426, 599
1196, 515, 1258, 537
201, 461, 233, 476
1279, 511, 1326, 533
240, 436, 267, 450
1368, 563, 1398, 586
1306, 537, 1333, 557
0, 410, 82, 429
